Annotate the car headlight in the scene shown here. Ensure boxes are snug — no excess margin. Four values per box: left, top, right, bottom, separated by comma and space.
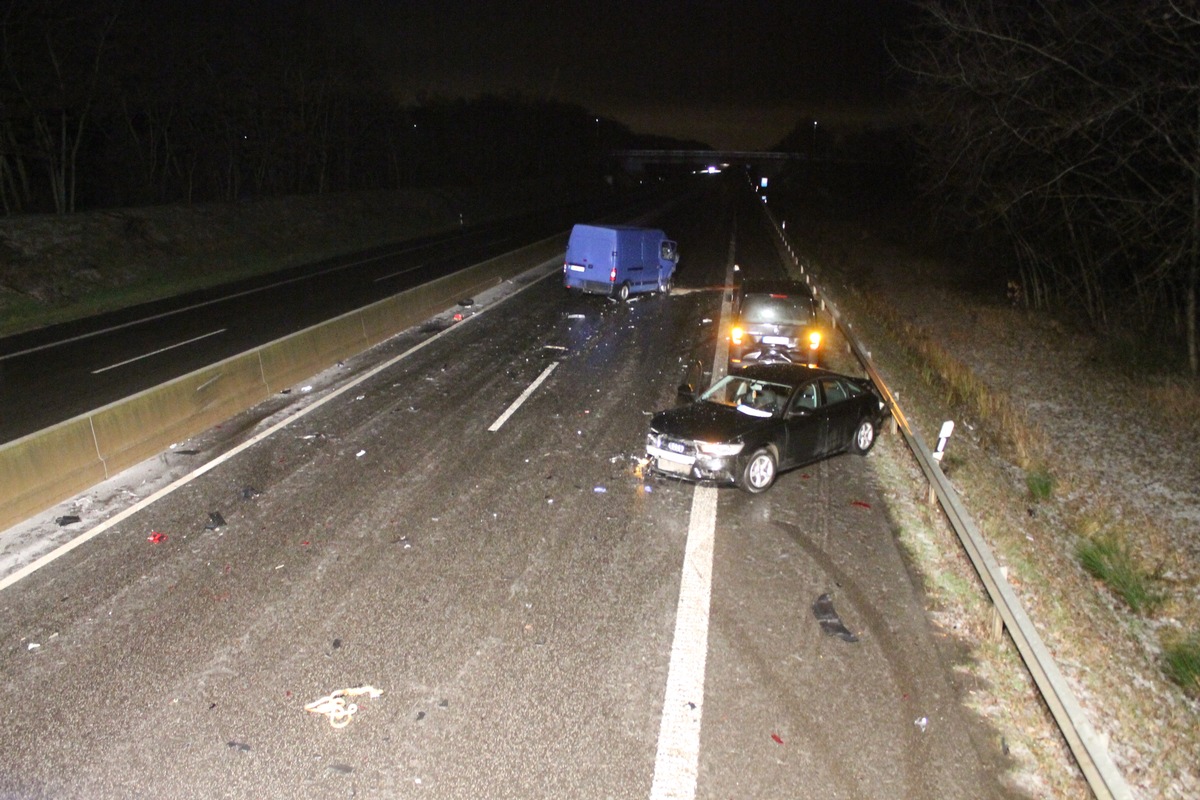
696, 441, 744, 457
807, 331, 822, 350
730, 325, 745, 345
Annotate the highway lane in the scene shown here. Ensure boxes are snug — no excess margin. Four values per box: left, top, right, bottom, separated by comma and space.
0, 182, 1017, 798
0, 193, 649, 445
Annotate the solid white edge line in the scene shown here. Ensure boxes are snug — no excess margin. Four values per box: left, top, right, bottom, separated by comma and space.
487, 361, 559, 431
648, 227, 738, 800
649, 485, 717, 800
0, 258, 564, 594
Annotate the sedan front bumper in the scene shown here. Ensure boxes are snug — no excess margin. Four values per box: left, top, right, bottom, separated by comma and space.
646, 445, 738, 484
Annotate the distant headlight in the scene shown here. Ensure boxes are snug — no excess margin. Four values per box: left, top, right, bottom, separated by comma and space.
696, 441, 744, 457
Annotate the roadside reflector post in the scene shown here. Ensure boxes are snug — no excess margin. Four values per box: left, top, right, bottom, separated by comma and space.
932, 421, 954, 462
928, 421, 955, 506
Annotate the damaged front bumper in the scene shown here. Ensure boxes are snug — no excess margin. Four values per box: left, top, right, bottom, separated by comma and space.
645, 445, 738, 485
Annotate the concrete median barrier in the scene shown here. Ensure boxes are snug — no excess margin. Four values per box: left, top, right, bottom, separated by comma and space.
0, 235, 567, 534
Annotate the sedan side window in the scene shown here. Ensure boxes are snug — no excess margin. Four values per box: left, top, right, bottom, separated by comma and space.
821, 378, 849, 405
792, 382, 820, 411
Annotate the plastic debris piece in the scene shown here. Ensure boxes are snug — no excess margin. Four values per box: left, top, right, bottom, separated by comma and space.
458, 298, 475, 307
851, 500, 872, 509
356, 450, 367, 458
227, 741, 251, 752
771, 733, 784, 745
812, 593, 858, 643
300, 385, 313, 393
27, 642, 40, 651
147, 531, 167, 544
242, 486, 261, 500
305, 685, 383, 728
175, 449, 199, 455
566, 313, 585, 319
329, 764, 353, 774
593, 486, 607, 494
55, 515, 81, 526
205, 512, 226, 530
915, 716, 928, 733
453, 313, 464, 321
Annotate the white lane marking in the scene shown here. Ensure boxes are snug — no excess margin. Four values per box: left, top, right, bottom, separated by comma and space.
0, 246, 431, 362
649, 485, 717, 800
373, 263, 426, 282
649, 230, 739, 800
91, 329, 227, 374
0, 257, 564, 593
487, 362, 559, 432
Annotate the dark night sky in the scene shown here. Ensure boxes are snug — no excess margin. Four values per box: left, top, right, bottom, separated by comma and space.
346, 1, 913, 150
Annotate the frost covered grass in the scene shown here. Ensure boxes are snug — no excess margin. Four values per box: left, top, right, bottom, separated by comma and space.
1162, 633, 1200, 698
1075, 534, 1164, 615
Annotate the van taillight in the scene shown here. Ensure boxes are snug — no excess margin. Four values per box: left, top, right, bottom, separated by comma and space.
609, 267, 617, 283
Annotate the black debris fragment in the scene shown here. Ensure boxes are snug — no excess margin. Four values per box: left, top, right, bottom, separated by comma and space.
812, 593, 859, 643
205, 512, 226, 530
332, 638, 342, 650
241, 487, 261, 500
226, 741, 251, 753
329, 764, 353, 774
458, 298, 475, 307
175, 449, 199, 455
54, 515, 81, 526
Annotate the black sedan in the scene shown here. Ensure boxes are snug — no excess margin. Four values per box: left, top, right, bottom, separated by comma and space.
645, 364, 887, 493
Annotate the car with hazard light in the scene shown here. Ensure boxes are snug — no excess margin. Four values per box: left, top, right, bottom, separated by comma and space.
729, 278, 823, 367
645, 363, 885, 493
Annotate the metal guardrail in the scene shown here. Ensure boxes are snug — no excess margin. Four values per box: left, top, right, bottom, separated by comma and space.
759, 204, 1131, 800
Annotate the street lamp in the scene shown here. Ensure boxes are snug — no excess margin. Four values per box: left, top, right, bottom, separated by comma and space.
812, 120, 818, 157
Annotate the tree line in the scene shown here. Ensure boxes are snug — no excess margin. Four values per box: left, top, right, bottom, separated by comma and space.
0, 0, 651, 216
905, 0, 1199, 375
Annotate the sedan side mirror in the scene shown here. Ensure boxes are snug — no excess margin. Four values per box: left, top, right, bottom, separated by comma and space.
676, 383, 697, 403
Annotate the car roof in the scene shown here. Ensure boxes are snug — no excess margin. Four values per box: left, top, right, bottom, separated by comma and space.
728, 363, 840, 384
738, 278, 814, 298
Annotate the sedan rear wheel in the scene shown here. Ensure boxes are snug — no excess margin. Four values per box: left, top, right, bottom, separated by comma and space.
850, 418, 876, 455
739, 448, 777, 494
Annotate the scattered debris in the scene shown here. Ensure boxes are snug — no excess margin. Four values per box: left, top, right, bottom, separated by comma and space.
356, 450, 366, 458
174, 449, 199, 455
54, 515, 81, 526
329, 764, 353, 774
241, 486, 261, 500
226, 741, 251, 753
851, 500, 872, 509
147, 531, 167, 544
566, 313, 585, 319
205, 512, 226, 530
914, 716, 929, 733
458, 298, 475, 307
27, 642, 40, 651
304, 685, 383, 728
300, 386, 313, 393
593, 486, 607, 494
812, 593, 858, 642
771, 733, 784, 745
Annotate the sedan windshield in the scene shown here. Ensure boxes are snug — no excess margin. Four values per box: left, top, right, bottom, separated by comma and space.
701, 375, 793, 416
742, 295, 813, 326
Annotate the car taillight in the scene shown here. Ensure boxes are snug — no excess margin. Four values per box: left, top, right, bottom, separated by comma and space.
731, 326, 745, 345
808, 331, 821, 350
609, 267, 617, 283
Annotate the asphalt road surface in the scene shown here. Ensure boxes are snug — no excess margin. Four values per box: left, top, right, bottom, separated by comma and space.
0, 182, 1018, 798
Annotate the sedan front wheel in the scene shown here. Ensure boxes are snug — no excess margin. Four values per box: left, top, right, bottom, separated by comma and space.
739, 448, 777, 494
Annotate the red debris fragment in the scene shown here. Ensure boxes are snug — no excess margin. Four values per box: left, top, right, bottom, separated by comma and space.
453, 313, 464, 321
771, 733, 784, 745
301, 540, 310, 546
801, 474, 811, 480
147, 531, 167, 543
851, 500, 872, 509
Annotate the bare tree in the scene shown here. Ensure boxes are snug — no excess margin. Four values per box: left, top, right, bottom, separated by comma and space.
905, 0, 1200, 374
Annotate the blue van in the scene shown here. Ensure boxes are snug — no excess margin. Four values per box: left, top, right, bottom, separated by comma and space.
563, 224, 678, 300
